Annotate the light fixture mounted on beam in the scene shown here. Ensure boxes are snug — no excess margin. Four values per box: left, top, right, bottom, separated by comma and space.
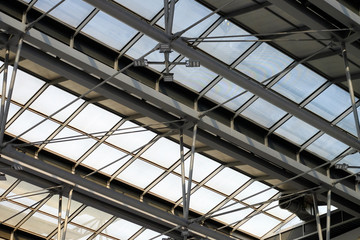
163, 73, 174, 82
185, 59, 200, 67
159, 43, 172, 53
134, 58, 148, 67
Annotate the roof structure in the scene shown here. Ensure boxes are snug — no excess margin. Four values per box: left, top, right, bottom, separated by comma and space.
0, 0, 360, 239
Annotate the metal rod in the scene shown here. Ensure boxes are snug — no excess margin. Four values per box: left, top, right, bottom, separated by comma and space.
0, 37, 23, 147
341, 42, 360, 140
61, 188, 73, 240
313, 193, 324, 240
179, 128, 187, 218
186, 38, 333, 43
184, 123, 198, 220
57, 191, 63, 240
0, 47, 9, 141
326, 190, 331, 240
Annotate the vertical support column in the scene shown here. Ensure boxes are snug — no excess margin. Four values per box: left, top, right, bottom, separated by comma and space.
0, 37, 23, 147
313, 193, 324, 240
179, 128, 187, 219
326, 190, 331, 240
62, 188, 73, 240
0, 47, 9, 125
57, 191, 63, 240
341, 42, 360, 139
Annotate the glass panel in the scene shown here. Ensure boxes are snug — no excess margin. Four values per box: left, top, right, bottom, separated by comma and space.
30, 85, 85, 122
238, 213, 280, 237
305, 84, 352, 121
236, 43, 293, 82
117, 159, 164, 189
69, 103, 121, 135
21, 212, 58, 236
0, 175, 17, 196
4, 103, 21, 124
82, 11, 138, 50
337, 152, 360, 173
171, 65, 217, 92
8, 181, 44, 206
337, 106, 360, 137
235, 181, 278, 205
72, 206, 112, 230
81, 144, 130, 175
174, 153, 221, 182
115, 0, 163, 20
106, 121, 157, 152
134, 229, 163, 240
45, 127, 97, 160
53, 223, 93, 240
265, 202, 292, 220
241, 98, 287, 128
205, 78, 253, 111
6, 110, 60, 143
306, 134, 348, 160
279, 216, 302, 231
140, 137, 183, 168
190, 187, 225, 214
34, 0, 94, 28
274, 117, 319, 145
205, 167, 250, 195
156, 0, 219, 37
102, 218, 142, 239
213, 200, 253, 225
271, 64, 326, 103
0, 67, 45, 104
0, 201, 31, 226
39, 195, 82, 217
198, 20, 256, 64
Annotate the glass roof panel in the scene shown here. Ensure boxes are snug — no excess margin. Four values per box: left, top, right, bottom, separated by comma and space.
305, 84, 352, 121
171, 65, 217, 92
150, 173, 193, 202
39, 195, 82, 217
71, 206, 112, 230
190, 187, 225, 214
134, 229, 164, 240
8, 181, 44, 206
45, 127, 97, 160
306, 134, 348, 160
69, 103, 121, 134
198, 20, 256, 64
274, 116, 319, 145
21, 212, 58, 237
205, 78, 253, 111
337, 152, 360, 173
235, 181, 278, 205
0, 175, 17, 196
81, 144, 130, 175
115, 0, 163, 20
140, 137, 183, 168
29, 85, 85, 122
34, 0, 95, 28
117, 159, 164, 189
0, 67, 45, 105
156, 0, 219, 37
213, 200, 253, 225
279, 216, 302, 231
236, 43, 293, 82
0, 201, 31, 226
337, 106, 360, 137
53, 223, 93, 240
174, 153, 221, 182
6, 110, 60, 143
102, 218, 142, 239
205, 167, 250, 195
4, 103, 21, 123
106, 121, 157, 152
82, 11, 138, 50
241, 98, 287, 128
238, 213, 281, 237
271, 64, 326, 103
265, 202, 293, 220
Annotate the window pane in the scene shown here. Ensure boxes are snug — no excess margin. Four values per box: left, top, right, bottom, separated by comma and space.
337, 106, 360, 137
214, 201, 253, 225
72, 206, 112, 230
102, 218, 142, 239
150, 173, 188, 202
115, 0, 163, 20
235, 181, 278, 205
306, 134, 348, 160
238, 213, 280, 237
190, 187, 225, 214
21, 212, 58, 236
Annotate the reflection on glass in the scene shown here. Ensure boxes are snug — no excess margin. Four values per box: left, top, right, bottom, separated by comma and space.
206, 167, 250, 195
241, 98, 287, 128
82, 11, 138, 50
171, 65, 217, 92
103, 218, 142, 239
117, 159, 164, 189
34, 0, 94, 28
115, 0, 163, 20
156, 0, 219, 37
305, 84, 352, 121
337, 107, 360, 137
271, 64, 326, 103
306, 134, 348, 160
274, 117, 319, 145
205, 78, 253, 111
190, 187, 225, 214
236, 43, 293, 82
238, 213, 280, 237
198, 20, 256, 64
